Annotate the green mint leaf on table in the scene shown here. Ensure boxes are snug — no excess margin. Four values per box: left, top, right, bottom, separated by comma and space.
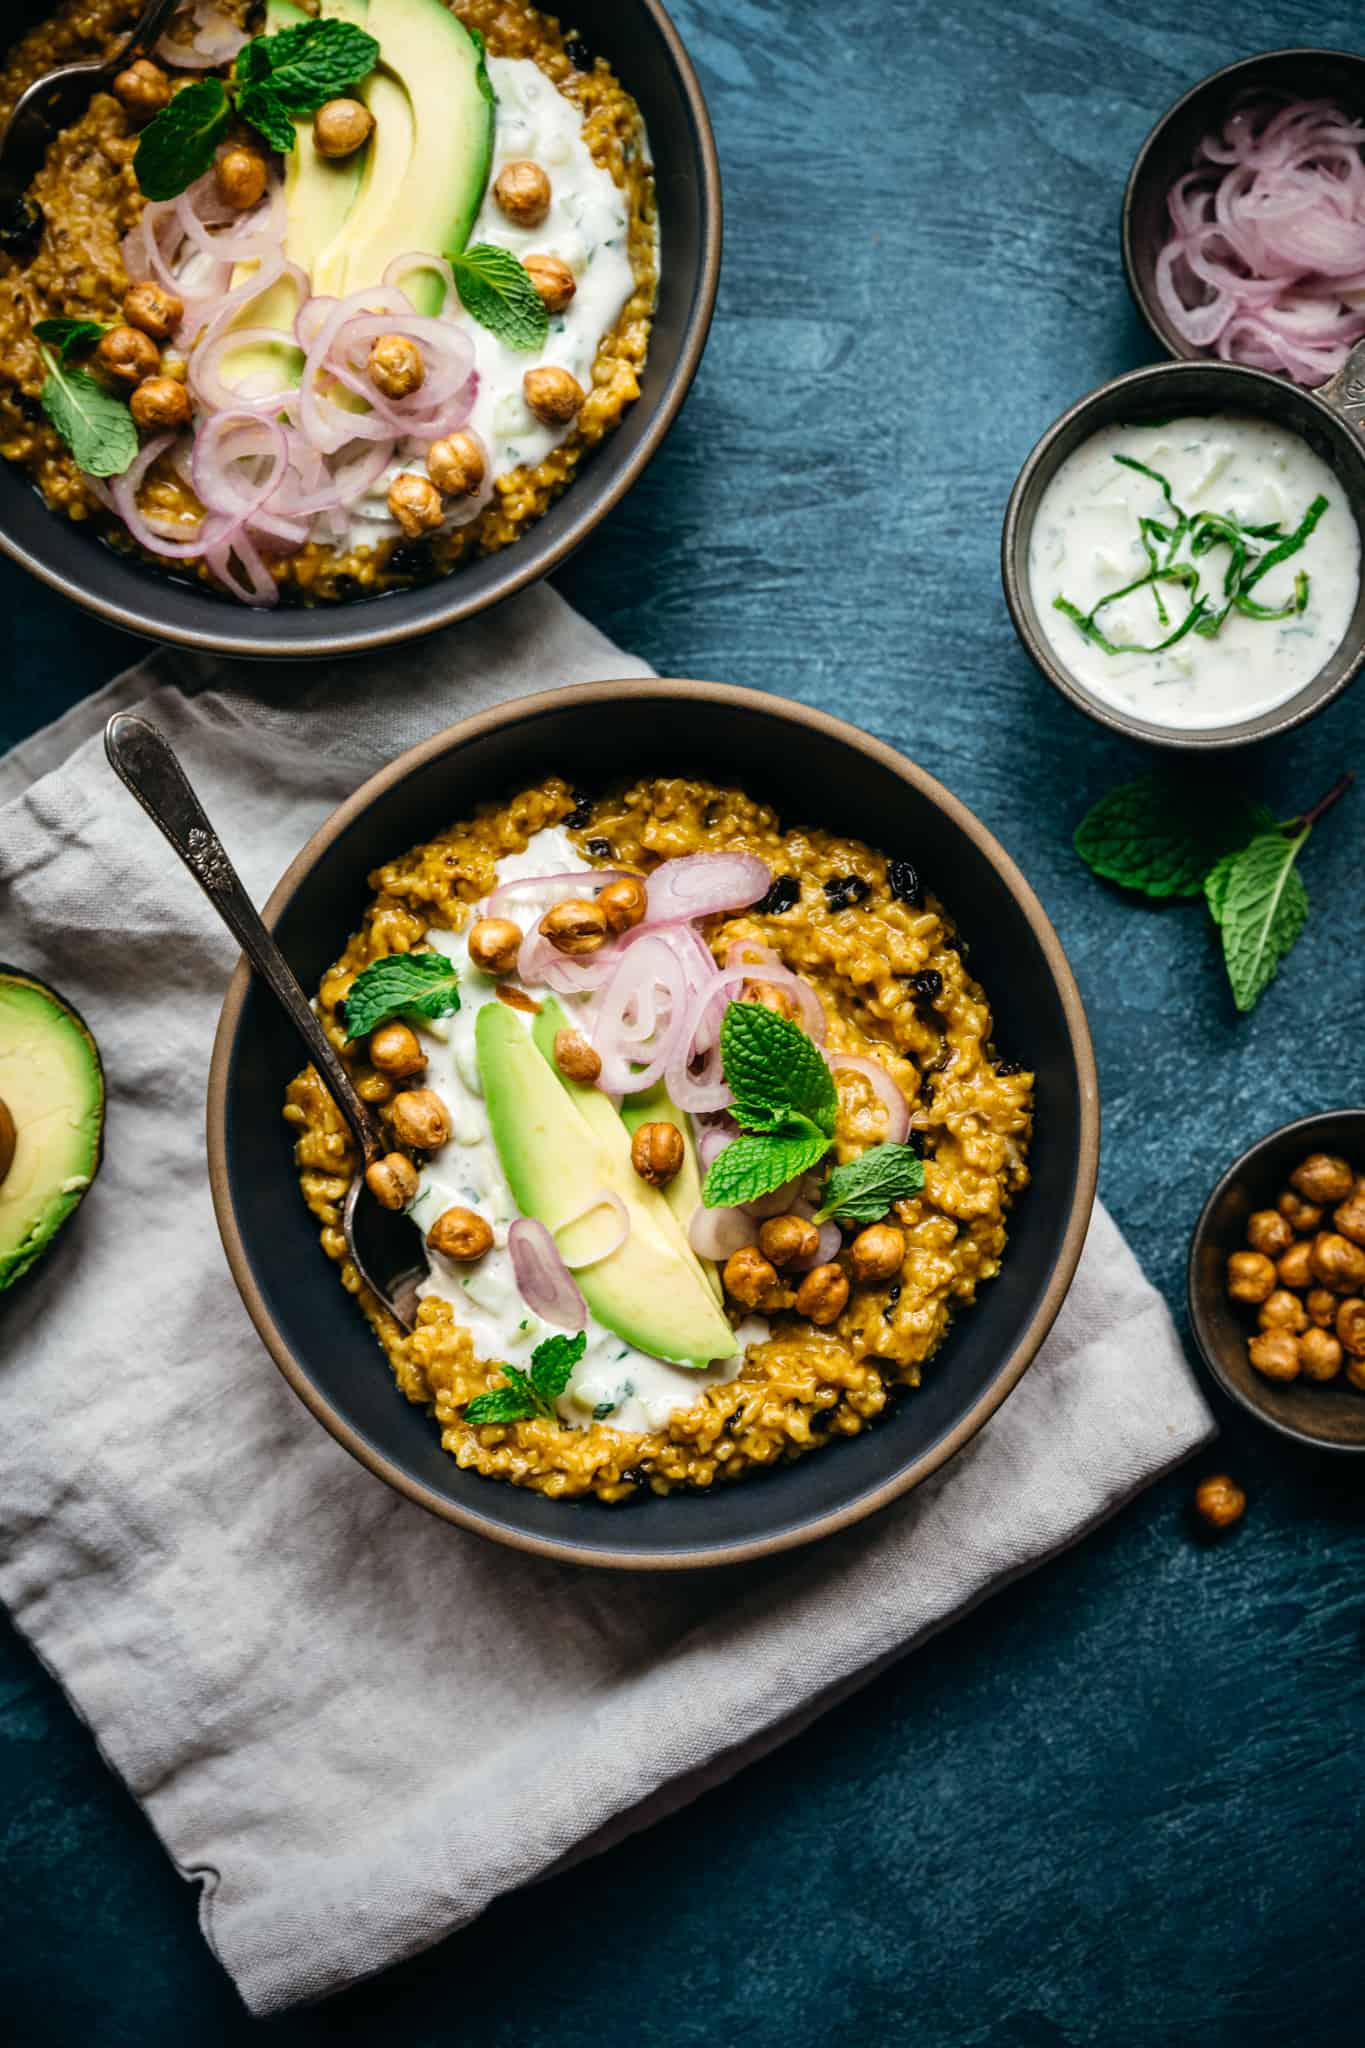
721, 1002, 837, 1137
342, 952, 461, 1038
134, 78, 231, 200
465, 1334, 586, 1425
239, 20, 380, 112
1074, 779, 1274, 900
33, 318, 106, 361
703, 1126, 834, 1211
814, 1143, 925, 1225
38, 348, 137, 478
236, 83, 298, 156
451, 245, 549, 351
1217, 827, 1311, 1014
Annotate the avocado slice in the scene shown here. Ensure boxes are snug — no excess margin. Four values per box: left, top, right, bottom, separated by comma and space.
0, 970, 105, 1294
476, 1003, 739, 1371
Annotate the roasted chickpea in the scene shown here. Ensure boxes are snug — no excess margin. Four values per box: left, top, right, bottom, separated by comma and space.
1290, 1152, 1355, 1206
523, 365, 585, 426
1277, 1188, 1323, 1234
1306, 1287, 1338, 1329
365, 1151, 418, 1211
494, 159, 551, 226
523, 252, 577, 312
96, 325, 159, 388
739, 978, 800, 1022
847, 1222, 906, 1285
1248, 1329, 1301, 1381
1348, 1356, 1365, 1394
368, 1021, 425, 1079
387, 472, 444, 539
553, 1027, 601, 1084
114, 57, 169, 119
539, 898, 608, 955
723, 1245, 780, 1311
1310, 1231, 1365, 1294
467, 916, 523, 976
1332, 1187, 1365, 1247
369, 333, 425, 400
631, 1120, 685, 1189
597, 875, 648, 934
427, 430, 486, 497
758, 1214, 821, 1269
216, 145, 268, 211
1276, 1239, 1314, 1291
1258, 1288, 1307, 1335
1193, 1474, 1246, 1532
426, 1206, 494, 1262
1299, 1327, 1343, 1381
313, 96, 374, 159
130, 376, 192, 430
1336, 1299, 1365, 1358
122, 281, 182, 341
1226, 1250, 1277, 1305
796, 1262, 850, 1326
389, 1088, 450, 1150
1246, 1208, 1294, 1258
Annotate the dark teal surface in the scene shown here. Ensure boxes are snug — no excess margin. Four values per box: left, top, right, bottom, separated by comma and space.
2, 1, 1363, 2040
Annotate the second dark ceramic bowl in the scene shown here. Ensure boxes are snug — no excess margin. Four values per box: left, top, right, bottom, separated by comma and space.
0, 0, 720, 659
207, 681, 1100, 1570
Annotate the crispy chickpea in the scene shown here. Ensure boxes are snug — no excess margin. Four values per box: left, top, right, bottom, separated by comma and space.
369, 333, 425, 400
216, 145, 268, 211
114, 57, 169, 119
1276, 1239, 1314, 1291
1310, 1231, 1365, 1294
494, 159, 552, 227
553, 1027, 601, 1084
1299, 1327, 1343, 1381
740, 978, 801, 1022
1246, 1208, 1294, 1258
1290, 1152, 1355, 1206
427, 431, 486, 497
1306, 1287, 1338, 1329
758, 1214, 821, 1269
368, 1021, 425, 1079
523, 252, 577, 311
1226, 1250, 1277, 1305
467, 917, 522, 976
1332, 1187, 1365, 1247
426, 1206, 494, 1262
387, 472, 444, 539
796, 1262, 850, 1326
1277, 1188, 1323, 1234
1259, 1288, 1307, 1335
723, 1246, 780, 1311
523, 365, 585, 426
631, 1120, 685, 1189
597, 875, 648, 934
539, 898, 608, 955
389, 1088, 450, 1150
122, 281, 182, 341
1248, 1329, 1301, 1381
1193, 1474, 1246, 1532
848, 1223, 906, 1285
313, 96, 374, 159
1336, 1299, 1365, 1358
130, 376, 192, 430
96, 325, 159, 388
365, 1151, 418, 1211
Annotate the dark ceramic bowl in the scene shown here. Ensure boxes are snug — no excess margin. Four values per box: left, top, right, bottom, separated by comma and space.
207, 680, 1100, 1570
1188, 1109, 1365, 1454
0, 0, 719, 659
1001, 358, 1365, 749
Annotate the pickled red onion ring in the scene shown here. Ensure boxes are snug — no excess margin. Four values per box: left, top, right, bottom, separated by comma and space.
644, 852, 772, 924
551, 1190, 630, 1270
823, 1050, 911, 1145
507, 1219, 587, 1333
688, 1205, 753, 1262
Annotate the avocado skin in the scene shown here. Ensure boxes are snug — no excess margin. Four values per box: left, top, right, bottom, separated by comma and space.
0, 968, 106, 1295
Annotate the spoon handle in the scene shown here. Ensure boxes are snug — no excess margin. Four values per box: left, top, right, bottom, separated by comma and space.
104, 713, 383, 1165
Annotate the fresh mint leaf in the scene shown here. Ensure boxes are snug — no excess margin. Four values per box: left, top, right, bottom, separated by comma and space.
1074, 779, 1272, 900
343, 951, 460, 1038
236, 82, 298, 156
702, 1125, 833, 1210
465, 1333, 586, 1425
530, 1331, 586, 1406
241, 19, 380, 111
1204, 849, 1239, 927
38, 349, 137, 477
721, 1002, 837, 1137
135, 78, 231, 200
465, 1369, 540, 1426
451, 244, 549, 351
33, 317, 105, 361
1218, 827, 1310, 1013
814, 1143, 925, 1225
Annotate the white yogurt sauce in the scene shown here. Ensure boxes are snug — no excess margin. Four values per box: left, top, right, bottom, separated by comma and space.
1028, 415, 1359, 729
408, 828, 761, 1435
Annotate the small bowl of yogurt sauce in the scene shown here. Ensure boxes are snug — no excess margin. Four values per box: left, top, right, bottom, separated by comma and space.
1002, 351, 1365, 747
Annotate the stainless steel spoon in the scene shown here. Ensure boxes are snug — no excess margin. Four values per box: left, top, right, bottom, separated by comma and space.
0, 0, 181, 216
105, 712, 426, 1329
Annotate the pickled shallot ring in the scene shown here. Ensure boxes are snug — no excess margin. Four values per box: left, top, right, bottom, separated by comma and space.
644, 852, 773, 923
507, 1218, 587, 1333
550, 1190, 630, 1270
822, 1050, 911, 1144
688, 1204, 754, 1262
488, 868, 633, 920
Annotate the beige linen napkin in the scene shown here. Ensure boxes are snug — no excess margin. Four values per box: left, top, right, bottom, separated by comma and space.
0, 587, 1214, 2015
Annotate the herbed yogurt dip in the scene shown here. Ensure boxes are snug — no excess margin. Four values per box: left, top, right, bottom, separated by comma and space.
1029, 415, 1360, 730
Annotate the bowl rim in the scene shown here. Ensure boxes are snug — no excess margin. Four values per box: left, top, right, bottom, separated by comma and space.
205, 677, 1102, 1568
1186, 1106, 1365, 1454
0, 0, 722, 661
1000, 356, 1365, 751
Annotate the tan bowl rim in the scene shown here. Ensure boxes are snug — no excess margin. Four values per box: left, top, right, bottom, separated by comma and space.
206, 678, 1102, 1568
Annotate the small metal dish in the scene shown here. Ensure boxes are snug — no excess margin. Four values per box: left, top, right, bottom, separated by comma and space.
1188, 1109, 1365, 1455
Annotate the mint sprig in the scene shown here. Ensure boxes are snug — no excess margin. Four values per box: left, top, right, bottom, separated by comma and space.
33, 317, 107, 362
1215, 826, 1311, 1014
37, 344, 137, 478
814, 1143, 925, 1225
343, 952, 461, 1039
702, 1003, 838, 1207
451, 244, 550, 351
465, 1332, 586, 1425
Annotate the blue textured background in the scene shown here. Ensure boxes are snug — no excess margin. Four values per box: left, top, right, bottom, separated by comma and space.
3, 1, 1363, 2040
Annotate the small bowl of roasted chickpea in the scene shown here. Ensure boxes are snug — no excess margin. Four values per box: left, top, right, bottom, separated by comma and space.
1188, 1111, 1365, 1453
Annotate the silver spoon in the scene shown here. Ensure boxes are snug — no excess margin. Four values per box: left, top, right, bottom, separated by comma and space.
0, 0, 182, 216
105, 712, 427, 1330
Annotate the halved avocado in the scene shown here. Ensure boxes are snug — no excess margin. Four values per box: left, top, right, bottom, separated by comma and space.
0, 969, 105, 1293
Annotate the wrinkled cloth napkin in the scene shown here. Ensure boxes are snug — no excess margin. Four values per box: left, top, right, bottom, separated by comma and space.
0, 587, 1215, 2015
